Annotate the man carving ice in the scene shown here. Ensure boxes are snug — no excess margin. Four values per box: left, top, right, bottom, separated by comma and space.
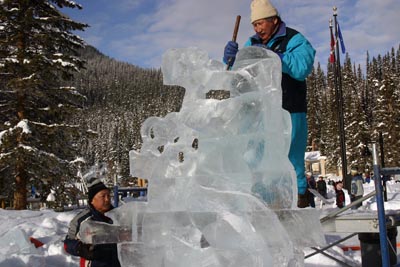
223, 0, 316, 207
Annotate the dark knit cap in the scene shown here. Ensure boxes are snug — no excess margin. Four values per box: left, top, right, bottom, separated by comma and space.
87, 178, 108, 203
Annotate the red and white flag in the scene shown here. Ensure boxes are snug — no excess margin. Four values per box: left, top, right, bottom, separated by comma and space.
329, 26, 335, 63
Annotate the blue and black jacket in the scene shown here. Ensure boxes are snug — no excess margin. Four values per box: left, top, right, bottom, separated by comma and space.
64, 205, 121, 267
244, 21, 315, 113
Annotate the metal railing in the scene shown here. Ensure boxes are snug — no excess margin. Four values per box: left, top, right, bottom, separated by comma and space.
306, 143, 400, 267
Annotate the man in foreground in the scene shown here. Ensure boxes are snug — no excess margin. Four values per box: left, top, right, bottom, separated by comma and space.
64, 177, 121, 267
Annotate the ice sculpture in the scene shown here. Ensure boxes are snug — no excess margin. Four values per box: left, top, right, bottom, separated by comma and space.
81, 47, 324, 267
131, 46, 296, 209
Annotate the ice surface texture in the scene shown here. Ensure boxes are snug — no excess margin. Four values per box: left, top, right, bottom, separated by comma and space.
83, 47, 325, 267
130, 46, 295, 210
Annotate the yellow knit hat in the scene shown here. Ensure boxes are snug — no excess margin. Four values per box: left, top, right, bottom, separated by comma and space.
250, 0, 278, 23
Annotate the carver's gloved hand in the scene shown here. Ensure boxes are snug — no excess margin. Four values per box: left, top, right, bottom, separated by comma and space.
223, 41, 239, 67
76, 241, 94, 260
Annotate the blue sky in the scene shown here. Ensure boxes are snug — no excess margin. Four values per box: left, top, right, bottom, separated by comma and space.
63, 0, 400, 73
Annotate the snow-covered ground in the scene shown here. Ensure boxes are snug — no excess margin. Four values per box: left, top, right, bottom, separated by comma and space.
1, 181, 400, 267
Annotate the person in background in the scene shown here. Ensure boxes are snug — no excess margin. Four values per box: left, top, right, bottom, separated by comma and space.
350, 167, 364, 209
298, 171, 316, 208
64, 178, 121, 267
335, 181, 345, 208
31, 185, 40, 198
316, 175, 327, 199
223, 0, 315, 208
364, 170, 371, 184
306, 172, 316, 208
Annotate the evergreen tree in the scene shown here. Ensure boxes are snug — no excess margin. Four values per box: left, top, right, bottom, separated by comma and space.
354, 63, 372, 170
0, 0, 88, 209
306, 63, 327, 151
306, 67, 319, 148
314, 64, 334, 159
322, 60, 341, 173
373, 51, 400, 165
342, 55, 362, 168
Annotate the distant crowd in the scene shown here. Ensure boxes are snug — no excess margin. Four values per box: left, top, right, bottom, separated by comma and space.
301, 167, 380, 209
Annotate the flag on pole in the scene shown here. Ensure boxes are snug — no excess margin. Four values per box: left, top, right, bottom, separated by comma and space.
329, 26, 335, 63
337, 22, 346, 54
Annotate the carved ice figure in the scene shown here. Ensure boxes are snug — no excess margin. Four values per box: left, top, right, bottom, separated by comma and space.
80, 47, 325, 267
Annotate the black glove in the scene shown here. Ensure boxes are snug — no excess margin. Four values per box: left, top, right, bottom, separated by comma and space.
76, 241, 94, 260
223, 41, 239, 67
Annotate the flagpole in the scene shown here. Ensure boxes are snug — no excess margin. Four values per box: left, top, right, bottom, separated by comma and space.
332, 7, 349, 190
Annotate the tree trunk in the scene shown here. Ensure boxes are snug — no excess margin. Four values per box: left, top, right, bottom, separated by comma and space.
14, 173, 27, 210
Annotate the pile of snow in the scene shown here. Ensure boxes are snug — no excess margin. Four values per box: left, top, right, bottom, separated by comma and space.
0, 209, 79, 267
